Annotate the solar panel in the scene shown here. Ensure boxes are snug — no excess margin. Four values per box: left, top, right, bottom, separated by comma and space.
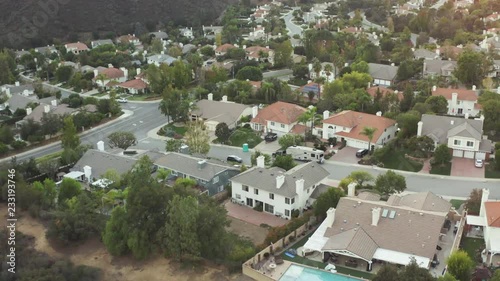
381, 209, 389, 218
389, 210, 396, 219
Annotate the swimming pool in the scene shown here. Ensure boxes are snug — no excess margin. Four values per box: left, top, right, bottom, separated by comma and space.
279, 264, 363, 281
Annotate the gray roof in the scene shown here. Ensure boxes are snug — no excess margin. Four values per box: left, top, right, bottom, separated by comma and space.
420, 114, 484, 144
91, 39, 114, 48
6, 84, 35, 95
182, 44, 197, 54
310, 183, 330, 199
413, 48, 437, 59
150, 31, 168, 40
368, 63, 398, 81
71, 149, 138, 178
35, 45, 57, 54
423, 60, 457, 76
323, 227, 379, 261
388, 191, 452, 213
147, 54, 178, 65
5, 94, 36, 112
192, 99, 249, 127
154, 152, 238, 181
230, 162, 329, 198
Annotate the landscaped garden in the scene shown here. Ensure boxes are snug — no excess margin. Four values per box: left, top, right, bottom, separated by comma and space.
228, 127, 262, 148
430, 162, 452, 176
126, 94, 162, 101
485, 161, 500, 179
450, 199, 464, 210
460, 237, 484, 262
158, 123, 187, 138
376, 148, 423, 172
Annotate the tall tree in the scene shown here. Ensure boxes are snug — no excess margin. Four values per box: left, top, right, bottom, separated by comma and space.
375, 170, 406, 195
274, 40, 293, 68
185, 120, 210, 155
61, 116, 80, 150
312, 58, 322, 80
433, 144, 452, 165
454, 49, 492, 86
107, 131, 137, 150
102, 206, 129, 256
215, 122, 231, 144
272, 155, 296, 171
360, 126, 377, 151
446, 251, 474, 281
425, 95, 448, 114
464, 189, 482, 215
58, 178, 82, 203
313, 187, 345, 219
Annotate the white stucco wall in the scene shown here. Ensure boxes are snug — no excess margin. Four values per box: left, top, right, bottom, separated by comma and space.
447, 136, 480, 152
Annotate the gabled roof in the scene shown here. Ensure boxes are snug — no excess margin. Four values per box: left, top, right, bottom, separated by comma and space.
368, 63, 398, 81
323, 110, 396, 143
366, 86, 403, 101
91, 39, 114, 47
71, 149, 137, 178
230, 161, 329, 198
420, 114, 484, 144
413, 48, 437, 59
97, 68, 125, 79
5, 94, 35, 112
65, 42, 89, 51
432, 87, 477, 101
423, 60, 457, 75
215, 44, 235, 53
117, 79, 147, 90
447, 122, 482, 140
192, 99, 249, 127
154, 153, 238, 181
323, 227, 379, 261
150, 31, 168, 40
147, 54, 177, 65
485, 202, 500, 227
251, 101, 306, 125
388, 191, 452, 213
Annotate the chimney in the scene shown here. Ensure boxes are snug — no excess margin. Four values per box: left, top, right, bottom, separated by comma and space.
136, 68, 141, 75
323, 110, 330, 120
15, 81, 20, 87
97, 141, 105, 152
452, 92, 458, 105
295, 178, 305, 194
276, 174, 285, 189
480, 115, 485, 121
26, 107, 32, 115
51, 99, 57, 107
256, 155, 265, 168
347, 182, 356, 197
479, 189, 490, 217
372, 207, 381, 226
44, 104, 50, 113
465, 113, 469, 119
252, 106, 258, 118
472, 85, 476, 91
222, 95, 228, 102
108, 64, 113, 68
325, 208, 336, 226
376, 111, 382, 117
367, 82, 371, 89
417, 121, 423, 136
161, 51, 165, 55
83, 165, 92, 183
390, 63, 395, 66
197, 160, 207, 170
93, 69, 99, 78
208, 93, 213, 101
436, 49, 440, 55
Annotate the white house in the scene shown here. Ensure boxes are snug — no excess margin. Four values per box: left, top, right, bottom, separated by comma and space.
466, 189, 500, 265
308, 62, 336, 83
64, 42, 89, 54
146, 53, 178, 66
180, 27, 194, 39
230, 156, 329, 219
91, 39, 114, 49
320, 110, 398, 150
250, 101, 307, 136
431, 86, 480, 116
93, 65, 128, 87
245, 46, 275, 65
368, 63, 398, 86
417, 114, 492, 160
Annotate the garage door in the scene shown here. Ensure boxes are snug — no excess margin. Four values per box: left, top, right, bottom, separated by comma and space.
346, 139, 368, 149
464, 151, 475, 159
476, 152, 486, 160
453, 150, 464, 157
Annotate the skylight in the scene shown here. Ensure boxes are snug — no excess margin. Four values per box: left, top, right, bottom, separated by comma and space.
381, 209, 389, 218
389, 210, 396, 219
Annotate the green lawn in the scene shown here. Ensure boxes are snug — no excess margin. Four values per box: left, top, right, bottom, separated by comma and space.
485, 163, 500, 179
380, 149, 423, 172
36, 151, 63, 164
91, 92, 108, 97
430, 162, 452, 176
228, 128, 262, 148
460, 237, 484, 261
126, 95, 161, 101
159, 123, 187, 137
450, 199, 464, 210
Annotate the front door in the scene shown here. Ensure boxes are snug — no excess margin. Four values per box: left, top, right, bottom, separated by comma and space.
246, 198, 253, 207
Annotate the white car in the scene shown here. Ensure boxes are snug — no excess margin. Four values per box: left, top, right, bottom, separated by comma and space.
117, 97, 128, 103
475, 159, 483, 168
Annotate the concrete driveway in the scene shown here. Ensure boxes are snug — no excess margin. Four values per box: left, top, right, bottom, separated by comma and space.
253, 139, 281, 155
451, 158, 484, 178
330, 146, 361, 164
225, 201, 288, 227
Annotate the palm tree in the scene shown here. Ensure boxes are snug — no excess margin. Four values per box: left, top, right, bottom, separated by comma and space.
312, 58, 322, 81
261, 82, 275, 103
323, 63, 333, 82
298, 106, 320, 137
360, 126, 377, 152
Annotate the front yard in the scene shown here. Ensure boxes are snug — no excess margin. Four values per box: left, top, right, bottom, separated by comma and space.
485, 162, 500, 179
460, 237, 484, 262
126, 94, 162, 101
158, 123, 187, 138
430, 162, 452, 176
378, 149, 423, 172
228, 127, 262, 148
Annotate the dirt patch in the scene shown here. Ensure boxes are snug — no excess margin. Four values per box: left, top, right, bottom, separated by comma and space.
0, 204, 244, 281
227, 216, 268, 245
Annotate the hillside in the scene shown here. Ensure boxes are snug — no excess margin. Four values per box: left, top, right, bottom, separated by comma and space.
0, 0, 234, 49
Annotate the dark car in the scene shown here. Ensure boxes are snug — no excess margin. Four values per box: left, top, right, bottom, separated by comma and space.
356, 149, 369, 158
227, 155, 243, 163
265, 132, 278, 142
272, 149, 286, 158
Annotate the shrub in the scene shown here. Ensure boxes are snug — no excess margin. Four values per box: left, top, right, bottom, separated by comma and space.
11, 140, 27, 150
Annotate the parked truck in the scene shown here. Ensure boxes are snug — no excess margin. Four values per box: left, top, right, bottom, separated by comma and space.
274, 146, 325, 164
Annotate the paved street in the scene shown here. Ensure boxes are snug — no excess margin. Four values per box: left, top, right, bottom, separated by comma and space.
263, 69, 293, 79
282, 9, 303, 38
19, 73, 77, 99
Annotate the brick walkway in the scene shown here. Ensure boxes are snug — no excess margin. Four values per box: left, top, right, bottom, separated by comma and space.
419, 159, 431, 174
225, 201, 288, 227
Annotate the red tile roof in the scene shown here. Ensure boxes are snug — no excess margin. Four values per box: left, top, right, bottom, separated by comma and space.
249, 81, 262, 89
432, 87, 477, 101
99, 68, 125, 79
118, 79, 147, 90
290, 124, 307, 134
485, 202, 500, 228
65, 42, 89, 51
366, 86, 403, 101
215, 44, 235, 53
251, 101, 306, 125
323, 110, 396, 142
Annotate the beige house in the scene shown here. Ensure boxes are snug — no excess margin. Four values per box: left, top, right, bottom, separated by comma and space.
190, 94, 251, 131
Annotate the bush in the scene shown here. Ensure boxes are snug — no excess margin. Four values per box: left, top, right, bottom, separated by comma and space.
262, 211, 312, 245
11, 140, 27, 150
328, 137, 337, 146
0, 142, 8, 155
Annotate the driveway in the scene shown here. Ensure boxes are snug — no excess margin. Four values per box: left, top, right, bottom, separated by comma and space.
225, 202, 288, 227
330, 146, 361, 164
254, 139, 281, 155
451, 158, 484, 178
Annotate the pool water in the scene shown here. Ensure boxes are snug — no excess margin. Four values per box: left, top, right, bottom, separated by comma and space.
279, 264, 362, 281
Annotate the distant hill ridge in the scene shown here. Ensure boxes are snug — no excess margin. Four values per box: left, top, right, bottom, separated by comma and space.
0, 0, 234, 48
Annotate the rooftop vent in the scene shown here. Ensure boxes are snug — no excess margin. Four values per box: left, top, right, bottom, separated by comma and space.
343, 219, 347, 223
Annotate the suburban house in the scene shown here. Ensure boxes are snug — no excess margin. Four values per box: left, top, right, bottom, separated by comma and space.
64, 42, 89, 54
1, 82, 35, 97
299, 82, 322, 102
2, 94, 55, 114
202, 25, 223, 39
366, 86, 403, 102
431, 86, 480, 116
303, 190, 452, 270
484, 12, 500, 23
488, 60, 500, 78
179, 27, 194, 39
91, 39, 114, 49
147, 53, 178, 66
230, 157, 329, 219
422, 60, 457, 77
117, 79, 148, 95
245, 46, 274, 65
15, 100, 79, 130
250, 101, 307, 136
244, 25, 266, 41
320, 110, 398, 149
417, 114, 492, 160
309, 62, 336, 83
154, 152, 240, 196
190, 94, 252, 131
34, 45, 58, 55
215, 44, 236, 57
368, 63, 398, 86
479, 35, 500, 52
466, 189, 500, 266
93, 66, 128, 88
413, 48, 439, 60
116, 34, 141, 45
149, 31, 169, 42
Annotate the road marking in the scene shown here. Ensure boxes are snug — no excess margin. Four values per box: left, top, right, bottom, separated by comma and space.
138, 137, 149, 142
140, 121, 143, 123
133, 124, 136, 126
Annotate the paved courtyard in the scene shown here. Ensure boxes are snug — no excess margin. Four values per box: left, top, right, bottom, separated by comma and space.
330, 146, 361, 164
451, 158, 484, 178
225, 201, 288, 227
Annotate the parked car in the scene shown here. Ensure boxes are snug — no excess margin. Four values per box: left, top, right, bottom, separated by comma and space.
475, 159, 483, 168
117, 97, 128, 103
272, 149, 286, 158
227, 155, 242, 163
265, 132, 278, 142
356, 149, 369, 158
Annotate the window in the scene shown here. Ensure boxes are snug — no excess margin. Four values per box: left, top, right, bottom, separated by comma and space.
271, 122, 275, 126
285, 198, 290, 204
280, 124, 285, 128
235, 194, 241, 199
307, 188, 310, 193
291, 198, 295, 204
311, 153, 315, 157
213, 176, 219, 184
285, 210, 290, 217
387, 134, 391, 140
269, 193, 274, 200
454, 139, 461, 146
466, 141, 474, 147
243, 185, 249, 192
458, 108, 463, 114
328, 126, 333, 129
264, 203, 274, 213
254, 188, 259, 195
